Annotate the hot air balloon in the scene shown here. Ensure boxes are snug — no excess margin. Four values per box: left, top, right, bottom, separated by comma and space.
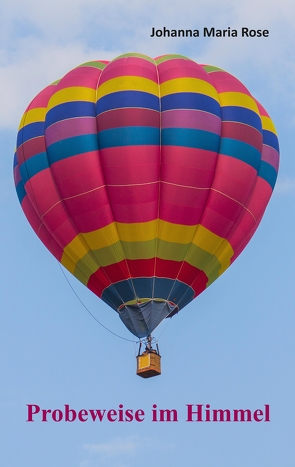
14, 53, 279, 377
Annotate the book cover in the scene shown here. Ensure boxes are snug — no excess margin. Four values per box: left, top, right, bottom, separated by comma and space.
1, 1, 294, 466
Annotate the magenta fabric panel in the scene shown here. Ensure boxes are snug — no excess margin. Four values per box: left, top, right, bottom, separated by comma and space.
157, 58, 212, 83
206, 70, 251, 94
98, 57, 158, 84
21, 196, 64, 261
97, 56, 161, 225
46, 118, 98, 146
221, 122, 263, 151
97, 108, 160, 130
17, 137, 47, 164
162, 109, 220, 132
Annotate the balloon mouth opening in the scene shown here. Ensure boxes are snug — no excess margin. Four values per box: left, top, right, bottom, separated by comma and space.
117, 299, 179, 338
118, 298, 179, 317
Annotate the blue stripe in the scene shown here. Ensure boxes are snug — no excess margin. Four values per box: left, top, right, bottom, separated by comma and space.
96, 91, 160, 114
162, 128, 220, 152
258, 160, 277, 190
161, 92, 221, 116
102, 280, 135, 310
101, 277, 194, 311
19, 152, 49, 184
98, 127, 160, 149
45, 101, 95, 128
17, 122, 44, 146
222, 106, 262, 131
132, 278, 153, 298
263, 130, 279, 152
220, 138, 261, 171
47, 134, 99, 164
172, 284, 195, 310
16, 181, 26, 204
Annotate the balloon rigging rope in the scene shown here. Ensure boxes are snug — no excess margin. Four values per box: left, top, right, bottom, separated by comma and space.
58, 263, 135, 343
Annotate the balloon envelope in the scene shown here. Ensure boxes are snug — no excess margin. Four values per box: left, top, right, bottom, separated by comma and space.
14, 53, 279, 338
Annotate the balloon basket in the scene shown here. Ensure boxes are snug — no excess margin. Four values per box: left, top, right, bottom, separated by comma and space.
136, 351, 161, 378
136, 338, 161, 378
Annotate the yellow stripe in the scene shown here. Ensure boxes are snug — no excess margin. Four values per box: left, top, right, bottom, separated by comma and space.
117, 220, 157, 242
192, 224, 234, 269
60, 250, 91, 286
61, 221, 234, 279
117, 220, 196, 244
61, 252, 77, 274
160, 78, 219, 101
47, 87, 96, 110
96, 76, 159, 100
158, 220, 196, 244
216, 243, 233, 276
61, 235, 91, 272
18, 108, 47, 130
83, 223, 120, 249
62, 221, 234, 253
261, 115, 277, 135
62, 224, 121, 267
193, 224, 222, 254
218, 92, 259, 113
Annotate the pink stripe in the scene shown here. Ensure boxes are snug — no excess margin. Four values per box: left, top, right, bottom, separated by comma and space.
159, 182, 210, 225
262, 145, 279, 171
105, 180, 159, 223
157, 58, 211, 83
205, 189, 245, 224
161, 149, 217, 188
14, 165, 21, 185
227, 210, 256, 260
25, 85, 56, 111
254, 98, 269, 117
56, 73, 101, 91
222, 122, 262, 151
100, 145, 160, 185
50, 151, 106, 197
99, 57, 158, 85
161, 146, 218, 171
97, 108, 160, 130
161, 109, 221, 133
68, 206, 114, 234
24, 168, 61, 216
38, 224, 64, 261
245, 177, 272, 221
110, 201, 158, 223
45, 117, 97, 145
160, 199, 208, 226
21, 197, 63, 261
103, 163, 159, 185
17, 137, 46, 164
42, 204, 78, 244
228, 177, 273, 261
212, 155, 257, 205
21, 196, 42, 232
206, 70, 251, 95
55, 70, 101, 90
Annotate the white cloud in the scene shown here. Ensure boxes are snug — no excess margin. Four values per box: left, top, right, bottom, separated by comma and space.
83, 435, 149, 458
0, 40, 118, 129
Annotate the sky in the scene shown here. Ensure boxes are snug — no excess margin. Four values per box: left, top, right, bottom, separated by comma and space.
1, 0, 295, 466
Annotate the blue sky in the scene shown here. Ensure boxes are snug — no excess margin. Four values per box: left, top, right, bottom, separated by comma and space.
1, 1, 295, 466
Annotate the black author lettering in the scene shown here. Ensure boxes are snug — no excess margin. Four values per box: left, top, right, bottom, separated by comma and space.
150, 27, 199, 37
150, 27, 269, 38
203, 27, 238, 37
